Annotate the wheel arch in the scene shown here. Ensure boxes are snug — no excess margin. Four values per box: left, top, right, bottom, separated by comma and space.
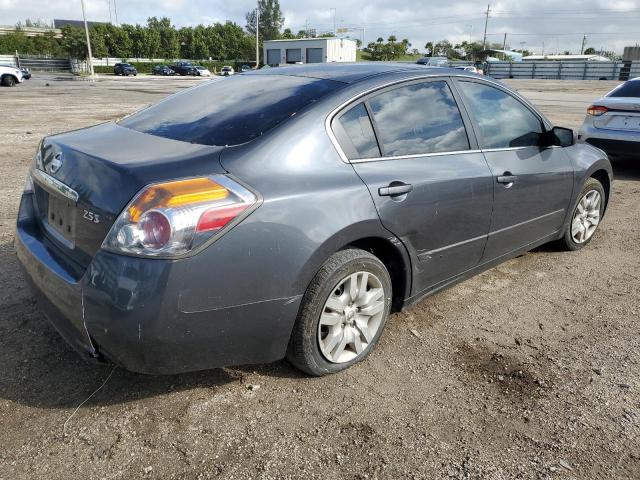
345, 237, 411, 312
294, 221, 412, 314
589, 168, 611, 212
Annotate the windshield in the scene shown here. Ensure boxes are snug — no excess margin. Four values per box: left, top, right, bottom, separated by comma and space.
119, 74, 344, 146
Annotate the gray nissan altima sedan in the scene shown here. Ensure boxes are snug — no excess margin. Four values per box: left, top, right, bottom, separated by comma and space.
16, 63, 612, 376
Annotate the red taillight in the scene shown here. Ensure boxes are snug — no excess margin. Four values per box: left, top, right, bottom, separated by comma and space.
104, 175, 258, 257
587, 105, 608, 116
139, 211, 172, 249
196, 204, 250, 233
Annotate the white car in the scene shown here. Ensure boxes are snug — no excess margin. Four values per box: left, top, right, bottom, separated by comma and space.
194, 66, 211, 77
577, 77, 640, 160
455, 65, 482, 75
0, 64, 24, 87
220, 66, 235, 76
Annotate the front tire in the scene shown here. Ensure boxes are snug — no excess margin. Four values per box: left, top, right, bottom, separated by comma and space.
287, 248, 392, 376
1, 75, 16, 87
559, 177, 605, 251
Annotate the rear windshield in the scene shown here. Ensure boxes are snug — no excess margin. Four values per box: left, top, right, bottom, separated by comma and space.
607, 80, 640, 98
120, 75, 342, 146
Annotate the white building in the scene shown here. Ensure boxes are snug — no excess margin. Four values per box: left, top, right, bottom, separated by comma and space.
523, 54, 610, 62
263, 38, 357, 66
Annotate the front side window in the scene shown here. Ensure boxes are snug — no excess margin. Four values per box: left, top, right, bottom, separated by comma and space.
367, 81, 469, 156
458, 81, 543, 149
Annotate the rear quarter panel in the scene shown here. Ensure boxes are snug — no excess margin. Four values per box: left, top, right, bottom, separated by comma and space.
178, 87, 411, 315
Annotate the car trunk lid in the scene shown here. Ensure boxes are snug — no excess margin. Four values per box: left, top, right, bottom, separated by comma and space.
32, 122, 226, 269
593, 97, 640, 132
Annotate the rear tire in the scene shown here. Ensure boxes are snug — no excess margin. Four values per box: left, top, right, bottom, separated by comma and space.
287, 248, 392, 376
559, 177, 605, 251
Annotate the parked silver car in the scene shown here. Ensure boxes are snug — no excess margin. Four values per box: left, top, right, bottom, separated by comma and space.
578, 77, 640, 159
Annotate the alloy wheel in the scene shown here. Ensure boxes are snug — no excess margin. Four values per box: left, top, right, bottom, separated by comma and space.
318, 271, 385, 363
571, 189, 601, 244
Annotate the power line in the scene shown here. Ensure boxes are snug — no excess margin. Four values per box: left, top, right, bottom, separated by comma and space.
485, 31, 640, 36
492, 8, 640, 14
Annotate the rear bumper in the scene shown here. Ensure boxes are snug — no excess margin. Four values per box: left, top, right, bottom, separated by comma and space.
15, 193, 301, 374
578, 123, 640, 160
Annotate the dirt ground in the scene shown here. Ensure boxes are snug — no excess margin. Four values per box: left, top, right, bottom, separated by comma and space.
0, 74, 638, 480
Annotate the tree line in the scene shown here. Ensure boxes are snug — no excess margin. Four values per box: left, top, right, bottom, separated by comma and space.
0, 0, 287, 61
0, 17, 257, 60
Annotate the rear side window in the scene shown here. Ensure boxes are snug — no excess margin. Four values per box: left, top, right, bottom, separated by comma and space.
458, 81, 543, 149
334, 103, 380, 159
368, 81, 469, 156
120, 75, 343, 146
607, 80, 640, 98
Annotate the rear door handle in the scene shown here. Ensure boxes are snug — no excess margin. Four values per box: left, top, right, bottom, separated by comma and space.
378, 182, 413, 197
497, 173, 517, 185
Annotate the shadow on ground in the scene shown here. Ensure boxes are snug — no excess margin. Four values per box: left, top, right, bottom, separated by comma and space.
611, 157, 640, 181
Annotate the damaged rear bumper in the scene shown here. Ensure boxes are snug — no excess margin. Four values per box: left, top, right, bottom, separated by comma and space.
15, 193, 302, 375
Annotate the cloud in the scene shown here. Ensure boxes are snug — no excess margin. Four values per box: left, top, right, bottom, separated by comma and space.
1, 0, 638, 54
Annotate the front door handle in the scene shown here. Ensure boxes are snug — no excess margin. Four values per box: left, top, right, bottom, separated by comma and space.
379, 182, 413, 197
497, 173, 517, 185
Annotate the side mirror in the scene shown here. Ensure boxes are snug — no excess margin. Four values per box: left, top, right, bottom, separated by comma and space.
551, 126, 574, 147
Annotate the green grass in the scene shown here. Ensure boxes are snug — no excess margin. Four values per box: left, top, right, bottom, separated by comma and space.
356, 50, 423, 62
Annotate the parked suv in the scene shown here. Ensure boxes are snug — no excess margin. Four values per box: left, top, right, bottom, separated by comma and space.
113, 63, 137, 76
16, 64, 612, 376
171, 62, 198, 76
0, 64, 24, 86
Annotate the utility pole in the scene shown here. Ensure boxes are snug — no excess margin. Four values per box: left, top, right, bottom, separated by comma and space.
502, 33, 507, 51
482, 4, 490, 51
108, 0, 112, 24
255, 8, 259, 68
580, 34, 587, 55
80, 0, 94, 77
113, 0, 118, 26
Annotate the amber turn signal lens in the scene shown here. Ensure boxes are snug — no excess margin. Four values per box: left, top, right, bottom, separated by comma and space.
128, 177, 229, 222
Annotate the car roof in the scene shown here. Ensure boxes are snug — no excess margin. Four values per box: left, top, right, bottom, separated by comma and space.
248, 62, 462, 84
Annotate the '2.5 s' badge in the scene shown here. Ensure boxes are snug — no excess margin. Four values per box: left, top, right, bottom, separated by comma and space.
83, 209, 100, 224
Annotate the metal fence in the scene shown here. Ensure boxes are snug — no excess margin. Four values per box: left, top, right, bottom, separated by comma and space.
0, 54, 72, 72
484, 61, 640, 80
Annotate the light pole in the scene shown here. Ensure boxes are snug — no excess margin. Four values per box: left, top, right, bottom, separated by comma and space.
330, 8, 336, 35
80, 0, 94, 77
255, 7, 259, 68
113, 0, 119, 25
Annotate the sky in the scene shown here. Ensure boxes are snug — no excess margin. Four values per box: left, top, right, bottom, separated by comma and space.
1, 0, 639, 54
